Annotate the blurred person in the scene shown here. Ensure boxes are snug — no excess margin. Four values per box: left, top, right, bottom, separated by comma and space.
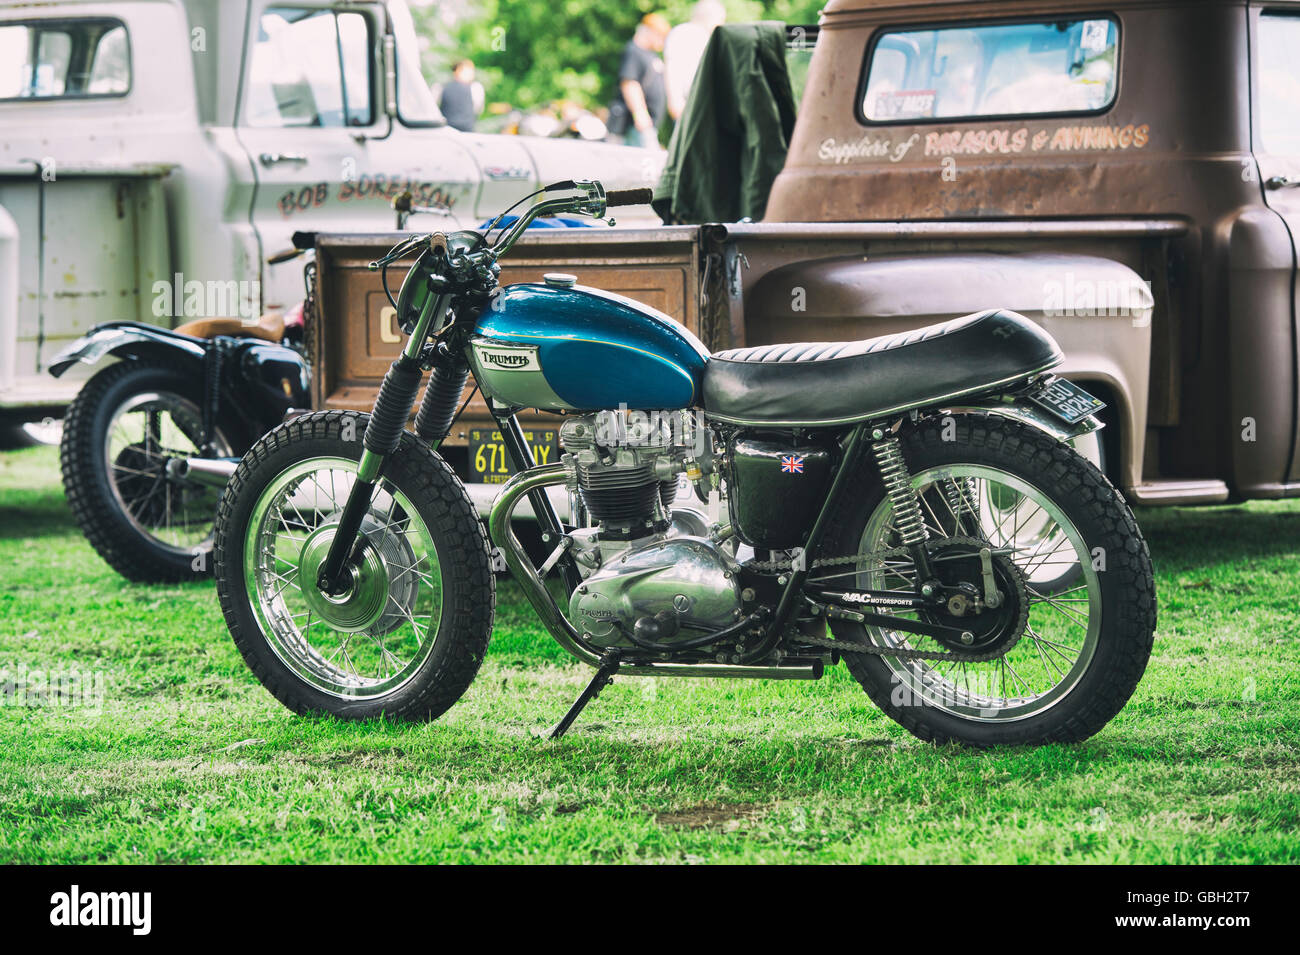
606, 13, 671, 148
664, 0, 726, 121
556, 100, 608, 140
439, 59, 485, 132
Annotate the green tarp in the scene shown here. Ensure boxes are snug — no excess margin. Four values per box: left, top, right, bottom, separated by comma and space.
652, 22, 798, 225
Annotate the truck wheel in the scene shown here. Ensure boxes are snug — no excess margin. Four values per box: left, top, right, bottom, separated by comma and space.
820, 414, 1155, 746
60, 361, 239, 582
214, 411, 495, 721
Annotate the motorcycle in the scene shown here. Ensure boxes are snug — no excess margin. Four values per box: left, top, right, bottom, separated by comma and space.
49, 250, 312, 582
213, 180, 1156, 746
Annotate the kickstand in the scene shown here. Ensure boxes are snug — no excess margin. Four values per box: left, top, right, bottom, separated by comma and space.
548, 649, 622, 740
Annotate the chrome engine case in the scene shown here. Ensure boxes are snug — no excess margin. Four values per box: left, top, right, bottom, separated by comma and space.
568, 535, 741, 648
560, 409, 734, 648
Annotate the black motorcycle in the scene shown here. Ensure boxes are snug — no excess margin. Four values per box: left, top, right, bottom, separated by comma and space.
212, 180, 1156, 747
49, 257, 311, 582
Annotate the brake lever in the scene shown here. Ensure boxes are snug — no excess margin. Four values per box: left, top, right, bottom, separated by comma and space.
368, 235, 427, 271
368, 231, 453, 271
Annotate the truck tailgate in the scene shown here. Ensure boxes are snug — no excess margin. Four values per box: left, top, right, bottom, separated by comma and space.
0, 164, 172, 411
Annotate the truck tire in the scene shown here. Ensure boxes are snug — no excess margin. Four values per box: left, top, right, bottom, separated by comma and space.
60, 361, 239, 582
821, 414, 1156, 746
214, 411, 495, 721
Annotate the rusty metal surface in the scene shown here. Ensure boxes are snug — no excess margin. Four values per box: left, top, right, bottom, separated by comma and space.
716, 219, 1190, 240
761, 0, 1300, 500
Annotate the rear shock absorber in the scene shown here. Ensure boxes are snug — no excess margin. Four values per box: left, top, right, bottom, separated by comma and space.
870, 431, 928, 547
201, 338, 226, 454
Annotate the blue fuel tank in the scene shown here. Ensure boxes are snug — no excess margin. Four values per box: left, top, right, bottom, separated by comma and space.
468, 281, 710, 412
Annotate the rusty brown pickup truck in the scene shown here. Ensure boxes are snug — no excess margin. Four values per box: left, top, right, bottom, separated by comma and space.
309, 0, 1300, 515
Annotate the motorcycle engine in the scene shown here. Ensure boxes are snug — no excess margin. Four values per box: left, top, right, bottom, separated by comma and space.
559, 411, 740, 649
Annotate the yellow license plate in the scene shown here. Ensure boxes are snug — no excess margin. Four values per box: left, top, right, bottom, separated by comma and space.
467, 428, 559, 484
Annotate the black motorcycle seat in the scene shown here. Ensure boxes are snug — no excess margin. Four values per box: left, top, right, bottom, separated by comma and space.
701, 309, 1063, 425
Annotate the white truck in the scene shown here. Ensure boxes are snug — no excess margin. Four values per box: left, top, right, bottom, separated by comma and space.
0, 0, 661, 429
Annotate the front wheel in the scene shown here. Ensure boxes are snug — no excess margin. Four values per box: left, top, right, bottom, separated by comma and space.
214, 411, 495, 720
820, 414, 1155, 746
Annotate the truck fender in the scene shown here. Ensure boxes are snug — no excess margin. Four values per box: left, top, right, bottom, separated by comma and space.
47, 322, 207, 378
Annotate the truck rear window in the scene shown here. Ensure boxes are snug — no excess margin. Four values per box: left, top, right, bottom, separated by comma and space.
0, 18, 129, 100
861, 17, 1119, 123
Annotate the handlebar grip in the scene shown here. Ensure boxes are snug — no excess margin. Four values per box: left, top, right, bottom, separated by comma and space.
604, 188, 653, 208
267, 247, 304, 265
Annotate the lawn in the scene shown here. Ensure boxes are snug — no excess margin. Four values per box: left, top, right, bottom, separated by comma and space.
0, 443, 1297, 863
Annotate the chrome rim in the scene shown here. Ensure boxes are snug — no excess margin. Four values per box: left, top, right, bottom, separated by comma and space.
846, 464, 1101, 722
975, 431, 1102, 592
104, 391, 231, 555
242, 456, 445, 699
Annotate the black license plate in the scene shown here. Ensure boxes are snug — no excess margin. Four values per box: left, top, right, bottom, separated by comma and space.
1029, 378, 1106, 425
467, 427, 559, 484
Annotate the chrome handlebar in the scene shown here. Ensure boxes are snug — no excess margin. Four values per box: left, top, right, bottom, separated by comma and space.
369, 178, 645, 269
488, 179, 608, 258
368, 180, 654, 323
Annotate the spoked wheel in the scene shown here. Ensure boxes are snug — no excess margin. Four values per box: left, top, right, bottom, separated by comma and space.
61, 362, 237, 581
962, 429, 1104, 595
214, 411, 494, 720
820, 414, 1155, 746
105, 392, 232, 545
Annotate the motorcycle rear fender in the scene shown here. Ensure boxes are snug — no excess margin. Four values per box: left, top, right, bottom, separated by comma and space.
47, 322, 207, 378
944, 396, 1103, 444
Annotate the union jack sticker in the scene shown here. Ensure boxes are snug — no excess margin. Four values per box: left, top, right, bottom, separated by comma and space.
780, 454, 805, 474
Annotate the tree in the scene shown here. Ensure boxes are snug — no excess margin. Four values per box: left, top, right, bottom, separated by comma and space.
412, 0, 824, 113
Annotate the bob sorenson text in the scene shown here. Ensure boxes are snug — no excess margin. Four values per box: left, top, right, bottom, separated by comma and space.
49, 885, 151, 936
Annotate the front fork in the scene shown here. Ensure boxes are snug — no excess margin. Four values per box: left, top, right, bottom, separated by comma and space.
316, 287, 448, 594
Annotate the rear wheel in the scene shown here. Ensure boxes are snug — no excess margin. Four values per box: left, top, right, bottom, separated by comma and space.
820, 415, 1155, 746
60, 361, 238, 582
990, 428, 1103, 595
214, 411, 495, 720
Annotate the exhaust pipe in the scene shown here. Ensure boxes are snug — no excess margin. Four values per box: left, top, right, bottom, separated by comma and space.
166, 457, 238, 489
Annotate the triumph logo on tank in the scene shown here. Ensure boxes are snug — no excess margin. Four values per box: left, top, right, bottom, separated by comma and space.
475, 345, 539, 371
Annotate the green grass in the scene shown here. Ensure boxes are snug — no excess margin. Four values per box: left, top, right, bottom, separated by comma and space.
1, 443, 1297, 863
